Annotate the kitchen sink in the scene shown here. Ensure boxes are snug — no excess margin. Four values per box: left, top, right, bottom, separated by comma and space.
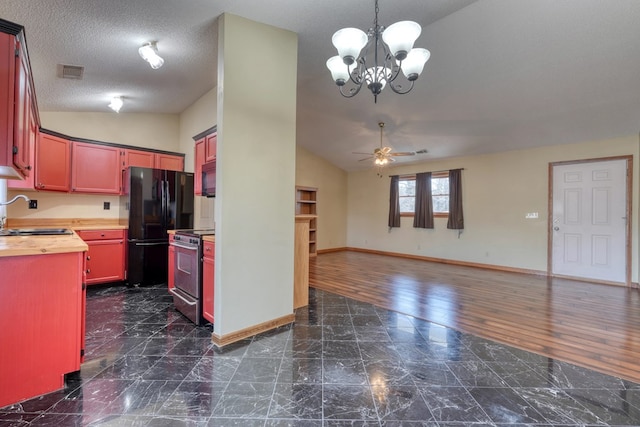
0, 228, 73, 236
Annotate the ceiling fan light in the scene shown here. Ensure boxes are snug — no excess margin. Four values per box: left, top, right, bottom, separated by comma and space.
382, 21, 421, 61
326, 56, 353, 85
400, 48, 431, 80
332, 28, 368, 65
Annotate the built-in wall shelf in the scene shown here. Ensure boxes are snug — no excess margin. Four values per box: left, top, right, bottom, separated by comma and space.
295, 186, 317, 257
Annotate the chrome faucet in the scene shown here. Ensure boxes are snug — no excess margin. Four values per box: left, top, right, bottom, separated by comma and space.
0, 194, 30, 231
0, 194, 30, 206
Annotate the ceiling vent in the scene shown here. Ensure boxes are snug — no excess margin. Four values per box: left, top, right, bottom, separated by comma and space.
58, 64, 84, 80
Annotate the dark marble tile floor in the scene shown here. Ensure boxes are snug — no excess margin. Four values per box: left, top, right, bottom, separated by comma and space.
2, 283, 640, 426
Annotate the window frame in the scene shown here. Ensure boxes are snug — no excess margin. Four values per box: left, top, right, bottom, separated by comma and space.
398, 171, 450, 218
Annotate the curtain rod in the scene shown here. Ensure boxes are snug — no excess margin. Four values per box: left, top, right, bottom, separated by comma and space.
389, 168, 464, 178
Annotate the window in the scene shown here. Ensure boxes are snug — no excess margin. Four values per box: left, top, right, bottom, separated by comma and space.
399, 172, 449, 216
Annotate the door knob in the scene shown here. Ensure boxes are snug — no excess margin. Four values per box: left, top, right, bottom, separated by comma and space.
553, 226, 560, 231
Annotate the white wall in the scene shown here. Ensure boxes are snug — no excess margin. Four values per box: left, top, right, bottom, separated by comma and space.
347, 135, 640, 281
214, 14, 297, 336
295, 145, 348, 249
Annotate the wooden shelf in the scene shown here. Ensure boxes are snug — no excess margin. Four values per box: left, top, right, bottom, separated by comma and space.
295, 186, 317, 257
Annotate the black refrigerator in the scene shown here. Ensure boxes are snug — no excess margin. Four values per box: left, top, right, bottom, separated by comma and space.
125, 167, 194, 286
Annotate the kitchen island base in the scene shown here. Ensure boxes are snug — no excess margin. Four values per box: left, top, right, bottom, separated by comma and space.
0, 251, 84, 408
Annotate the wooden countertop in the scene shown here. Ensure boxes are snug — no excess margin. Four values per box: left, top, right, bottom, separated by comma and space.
202, 235, 215, 243
0, 218, 124, 257
0, 231, 88, 257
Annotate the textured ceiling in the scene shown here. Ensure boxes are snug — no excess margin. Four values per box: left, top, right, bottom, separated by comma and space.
1, 0, 639, 171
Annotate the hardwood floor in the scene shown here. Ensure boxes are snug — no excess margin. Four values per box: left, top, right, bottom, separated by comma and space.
309, 250, 640, 384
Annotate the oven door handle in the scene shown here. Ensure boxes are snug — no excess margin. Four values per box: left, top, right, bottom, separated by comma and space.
170, 242, 199, 251
169, 288, 197, 306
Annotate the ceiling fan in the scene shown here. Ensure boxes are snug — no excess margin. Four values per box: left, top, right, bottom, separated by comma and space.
353, 122, 425, 166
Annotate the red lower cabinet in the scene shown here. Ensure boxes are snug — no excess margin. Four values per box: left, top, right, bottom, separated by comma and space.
0, 251, 84, 408
76, 229, 126, 285
202, 239, 214, 323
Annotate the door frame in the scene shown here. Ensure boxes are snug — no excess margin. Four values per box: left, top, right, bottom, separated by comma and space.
547, 155, 633, 286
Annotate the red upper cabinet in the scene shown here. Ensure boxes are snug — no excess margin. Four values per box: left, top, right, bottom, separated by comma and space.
124, 149, 155, 169
36, 133, 71, 192
0, 28, 38, 180
155, 153, 184, 171
205, 132, 217, 163
194, 138, 205, 195
71, 142, 121, 194
8, 118, 36, 190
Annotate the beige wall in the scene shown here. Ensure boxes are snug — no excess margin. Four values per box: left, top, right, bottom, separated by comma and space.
347, 135, 639, 281
179, 87, 217, 229
40, 111, 180, 152
295, 145, 348, 249
214, 14, 298, 336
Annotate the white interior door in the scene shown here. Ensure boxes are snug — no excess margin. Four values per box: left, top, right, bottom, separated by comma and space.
551, 159, 628, 283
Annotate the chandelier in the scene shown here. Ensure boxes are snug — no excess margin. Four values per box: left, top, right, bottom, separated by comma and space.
326, 0, 430, 103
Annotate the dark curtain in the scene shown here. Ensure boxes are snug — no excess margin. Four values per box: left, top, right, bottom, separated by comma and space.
388, 175, 400, 228
447, 169, 464, 229
413, 172, 434, 228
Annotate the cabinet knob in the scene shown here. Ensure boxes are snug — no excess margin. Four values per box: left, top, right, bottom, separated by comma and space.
86, 269, 91, 274
86, 256, 91, 260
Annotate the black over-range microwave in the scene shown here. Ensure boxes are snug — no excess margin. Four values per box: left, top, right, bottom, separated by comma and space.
202, 161, 216, 197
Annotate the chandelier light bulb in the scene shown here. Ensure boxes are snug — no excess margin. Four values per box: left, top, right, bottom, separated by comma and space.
400, 48, 431, 81
382, 21, 421, 61
331, 28, 368, 65
326, 56, 354, 85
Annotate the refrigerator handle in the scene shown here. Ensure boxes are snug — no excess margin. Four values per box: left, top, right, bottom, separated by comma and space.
162, 179, 168, 231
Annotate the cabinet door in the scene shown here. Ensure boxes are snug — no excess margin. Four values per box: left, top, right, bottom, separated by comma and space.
125, 149, 155, 169
202, 241, 215, 323
85, 240, 125, 285
155, 153, 184, 171
8, 120, 36, 190
36, 133, 71, 192
71, 142, 121, 194
205, 132, 217, 163
0, 33, 16, 177
13, 38, 31, 176
194, 139, 205, 195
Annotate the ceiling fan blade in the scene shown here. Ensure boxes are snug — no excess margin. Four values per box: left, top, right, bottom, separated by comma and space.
381, 146, 392, 154
352, 152, 374, 155
389, 151, 416, 156
358, 156, 373, 161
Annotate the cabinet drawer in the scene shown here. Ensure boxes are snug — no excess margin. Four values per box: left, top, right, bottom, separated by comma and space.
203, 241, 215, 259
76, 229, 125, 241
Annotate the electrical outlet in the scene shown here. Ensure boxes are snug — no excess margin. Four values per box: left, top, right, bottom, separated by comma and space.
103, 201, 110, 210
28, 200, 37, 209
